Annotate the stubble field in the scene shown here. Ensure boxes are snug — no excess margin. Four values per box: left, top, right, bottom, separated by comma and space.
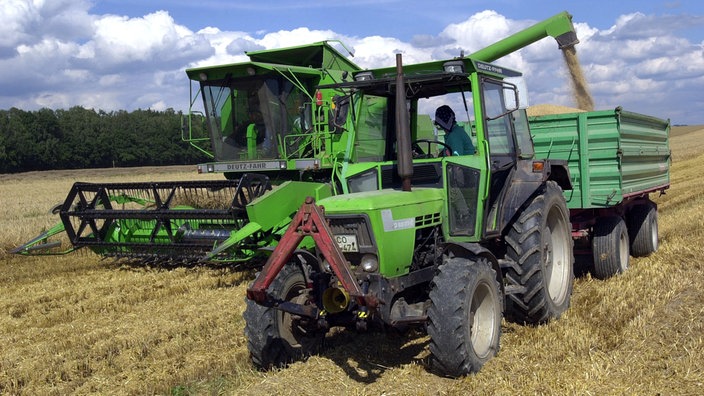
1, 126, 703, 395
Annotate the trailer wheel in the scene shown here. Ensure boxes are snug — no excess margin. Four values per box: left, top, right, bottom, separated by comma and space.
427, 257, 502, 377
243, 263, 323, 369
592, 216, 630, 279
628, 203, 658, 257
504, 181, 574, 325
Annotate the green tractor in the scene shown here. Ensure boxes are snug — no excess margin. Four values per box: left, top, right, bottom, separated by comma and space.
244, 31, 578, 374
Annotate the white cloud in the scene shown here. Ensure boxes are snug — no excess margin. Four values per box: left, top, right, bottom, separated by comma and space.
188, 28, 254, 68
0, 0, 94, 57
352, 35, 432, 68
88, 11, 212, 70
0, 0, 40, 50
258, 27, 338, 49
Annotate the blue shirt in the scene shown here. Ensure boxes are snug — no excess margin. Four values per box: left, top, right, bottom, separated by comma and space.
444, 123, 475, 155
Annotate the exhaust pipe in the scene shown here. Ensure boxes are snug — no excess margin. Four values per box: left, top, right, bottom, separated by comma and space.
395, 53, 413, 192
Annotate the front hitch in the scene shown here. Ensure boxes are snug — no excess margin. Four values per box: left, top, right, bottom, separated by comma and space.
246, 197, 379, 309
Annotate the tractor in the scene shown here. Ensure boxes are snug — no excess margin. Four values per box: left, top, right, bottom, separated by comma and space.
244, 42, 576, 375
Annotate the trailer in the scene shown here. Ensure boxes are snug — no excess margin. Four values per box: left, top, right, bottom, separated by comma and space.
530, 107, 670, 278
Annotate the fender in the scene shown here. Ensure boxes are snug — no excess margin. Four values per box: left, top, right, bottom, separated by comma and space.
497, 159, 572, 234
444, 242, 504, 297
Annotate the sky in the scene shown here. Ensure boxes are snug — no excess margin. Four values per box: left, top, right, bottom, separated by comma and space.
1, 1, 703, 125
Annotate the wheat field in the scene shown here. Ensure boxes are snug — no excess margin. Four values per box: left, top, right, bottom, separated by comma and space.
1, 127, 703, 395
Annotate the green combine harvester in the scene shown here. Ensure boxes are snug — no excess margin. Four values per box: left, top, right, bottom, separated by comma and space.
13, 41, 363, 263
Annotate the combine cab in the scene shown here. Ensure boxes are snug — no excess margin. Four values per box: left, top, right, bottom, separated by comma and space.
183, 41, 360, 178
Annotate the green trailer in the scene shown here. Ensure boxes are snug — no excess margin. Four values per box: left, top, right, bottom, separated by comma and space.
530, 107, 670, 278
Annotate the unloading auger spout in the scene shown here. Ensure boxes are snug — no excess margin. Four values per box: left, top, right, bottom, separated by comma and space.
469, 11, 578, 62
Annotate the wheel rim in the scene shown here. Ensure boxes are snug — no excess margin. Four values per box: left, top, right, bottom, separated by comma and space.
650, 212, 659, 251
277, 277, 310, 348
545, 205, 571, 304
619, 228, 629, 271
470, 280, 498, 359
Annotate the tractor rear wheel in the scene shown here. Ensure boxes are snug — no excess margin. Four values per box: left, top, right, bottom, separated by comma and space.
504, 181, 574, 325
243, 263, 323, 369
592, 216, 630, 279
427, 257, 502, 377
628, 203, 658, 257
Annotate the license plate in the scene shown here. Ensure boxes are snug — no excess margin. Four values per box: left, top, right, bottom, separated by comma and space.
335, 235, 358, 252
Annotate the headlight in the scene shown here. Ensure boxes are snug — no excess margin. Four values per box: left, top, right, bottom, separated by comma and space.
360, 254, 379, 272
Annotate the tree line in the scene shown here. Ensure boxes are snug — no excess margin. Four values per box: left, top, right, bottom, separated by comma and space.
0, 106, 209, 174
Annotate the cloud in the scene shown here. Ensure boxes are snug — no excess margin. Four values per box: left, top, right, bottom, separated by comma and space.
0, 5, 214, 112
0, 0, 94, 58
84, 11, 213, 71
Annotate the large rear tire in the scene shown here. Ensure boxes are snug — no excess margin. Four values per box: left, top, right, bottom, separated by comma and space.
243, 263, 323, 369
504, 181, 574, 325
592, 216, 629, 279
628, 203, 658, 257
427, 257, 502, 377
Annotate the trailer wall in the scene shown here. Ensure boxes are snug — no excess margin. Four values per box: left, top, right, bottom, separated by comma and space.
529, 107, 670, 209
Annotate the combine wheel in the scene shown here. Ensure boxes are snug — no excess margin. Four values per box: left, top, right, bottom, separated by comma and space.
504, 181, 574, 325
243, 263, 323, 369
427, 257, 502, 377
628, 203, 658, 257
592, 216, 630, 279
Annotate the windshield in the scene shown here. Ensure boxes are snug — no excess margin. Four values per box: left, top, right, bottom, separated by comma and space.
201, 76, 312, 161
418, 90, 477, 156
482, 79, 517, 156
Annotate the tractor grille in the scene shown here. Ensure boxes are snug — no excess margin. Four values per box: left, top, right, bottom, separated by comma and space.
326, 215, 376, 254
416, 212, 442, 227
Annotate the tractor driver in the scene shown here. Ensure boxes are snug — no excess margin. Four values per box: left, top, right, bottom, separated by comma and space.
434, 105, 476, 156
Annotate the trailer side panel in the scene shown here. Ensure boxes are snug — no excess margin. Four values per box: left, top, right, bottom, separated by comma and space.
529, 108, 670, 209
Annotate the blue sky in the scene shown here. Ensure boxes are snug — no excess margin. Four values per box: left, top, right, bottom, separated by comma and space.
92, 1, 704, 43
2, 0, 703, 124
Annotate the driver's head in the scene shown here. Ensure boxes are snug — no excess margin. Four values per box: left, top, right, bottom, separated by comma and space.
434, 105, 455, 132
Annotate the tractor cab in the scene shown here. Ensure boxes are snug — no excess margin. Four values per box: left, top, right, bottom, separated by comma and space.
322, 56, 553, 241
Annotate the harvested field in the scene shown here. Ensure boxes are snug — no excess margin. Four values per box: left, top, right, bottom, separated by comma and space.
1, 126, 703, 395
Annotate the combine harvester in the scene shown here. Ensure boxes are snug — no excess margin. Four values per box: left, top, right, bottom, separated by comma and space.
13, 12, 668, 280
13, 41, 364, 263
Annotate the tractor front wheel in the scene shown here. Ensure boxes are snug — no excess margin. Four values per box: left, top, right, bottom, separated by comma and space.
427, 257, 502, 377
504, 181, 574, 325
243, 263, 323, 369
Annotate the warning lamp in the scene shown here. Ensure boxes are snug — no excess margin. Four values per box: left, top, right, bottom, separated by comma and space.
315, 90, 323, 106
532, 161, 545, 173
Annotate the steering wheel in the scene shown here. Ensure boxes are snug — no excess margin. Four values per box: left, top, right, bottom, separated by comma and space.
412, 139, 453, 158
